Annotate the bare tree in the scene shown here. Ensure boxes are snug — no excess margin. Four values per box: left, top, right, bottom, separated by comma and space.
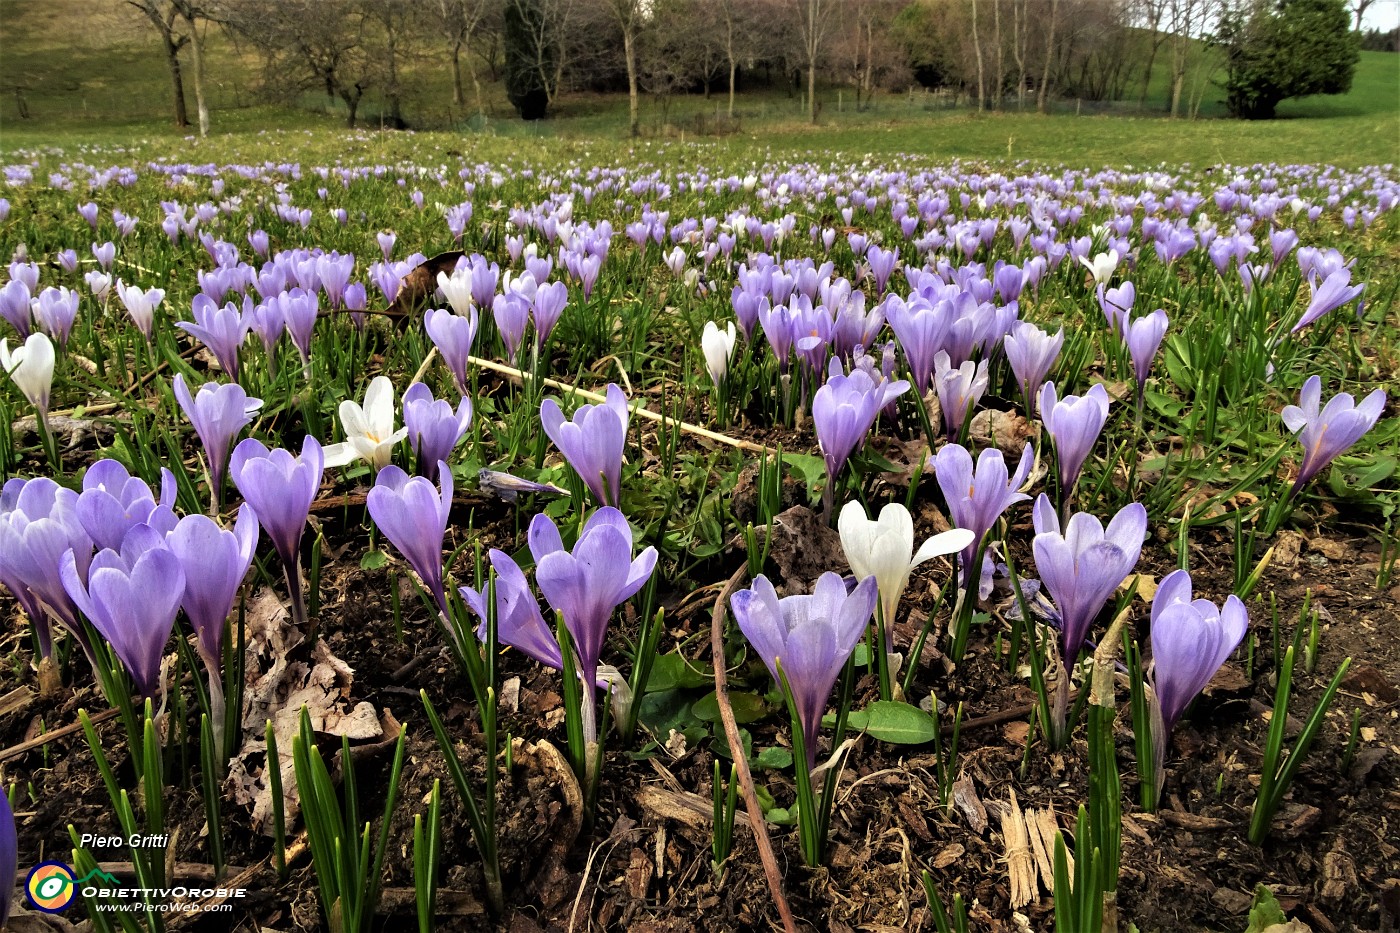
127, 0, 191, 127
604, 0, 646, 136
1352, 0, 1375, 31
433, 0, 489, 116
972, 0, 985, 109
1037, 0, 1059, 111
789, 0, 838, 122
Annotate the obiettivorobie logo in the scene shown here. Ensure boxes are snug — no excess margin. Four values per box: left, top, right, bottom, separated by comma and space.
24, 860, 244, 915
26, 862, 119, 913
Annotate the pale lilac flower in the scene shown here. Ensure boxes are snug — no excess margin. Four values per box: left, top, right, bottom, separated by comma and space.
1290, 268, 1365, 334
1126, 310, 1169, 405
1004, 321, 1063, 416
1031, 494, 1147, 659
731, 572, 877, 768
402, 382, 472, 481
368, 464, 453, 613
933, 351, 989, 440
1281, 376, 1387, 492
1039, 382, 1112, 500
540, 383, 630, 507
173, 375, 262, 508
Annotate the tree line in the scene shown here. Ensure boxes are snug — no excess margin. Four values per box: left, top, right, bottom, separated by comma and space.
124, 0, 1369, 134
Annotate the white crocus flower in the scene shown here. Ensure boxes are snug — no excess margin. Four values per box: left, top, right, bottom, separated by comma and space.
1078, 249, 1120, 285
839, 501, 974, 629
701, 321, 737, 387
323, 375, 407, 470
436, 269, 474, 316
1, 332, 56, 415
116, 281, 165, 340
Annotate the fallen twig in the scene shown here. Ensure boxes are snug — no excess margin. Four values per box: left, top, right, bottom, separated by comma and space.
710, 564, 797, 933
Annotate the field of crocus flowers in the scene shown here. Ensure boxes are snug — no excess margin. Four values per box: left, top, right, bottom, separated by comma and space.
0, 131, 1396, 933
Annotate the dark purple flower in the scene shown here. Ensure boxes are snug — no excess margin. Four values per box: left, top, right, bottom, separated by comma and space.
540, 383, 630, 507
368, 464, 452, 613
492, 293, 530, 359
60, 522, 185, 700
530, 507, 657, 743
1, 779, 14, 928
731, 572, 877, 768
1281, 375, 1386, 492
532, 280, 568, 350
402, 382, 472, 481
1039, 382, 1112, 499
0, 280, 32, 338
173, 375, 263, 508
1031, 494, 1147, 660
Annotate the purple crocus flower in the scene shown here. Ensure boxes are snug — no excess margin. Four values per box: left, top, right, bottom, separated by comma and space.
367, 464, 452, 614
377, 231, 397, 261
173, 374, 263, 510
0, 280, 32, 338
812, 359, 910, 501
933, 443, 1034, 587
530, 507, 658, 743
1290, 268, 1365, 334
92, 241, 116, 270
933, 351, 988, 440
317, 252, 354, 309
78, 460, 178, 553
885, 295, 946, 395
402, 382, 472, 481
540, 383, 630, 507
730, 572, 878, 768
460, 547, 562, 669
0, 477, 94, 659
424, 307, 478, 397
1148, 569, 1248, 793
229, 435, 324, 628
31, 286, 79, 348
1003, 321, 1063, 416
1126, 310, 1169, 406
1031, 494, 1147, 660
278, 287, 319, 375
532, 280, 568, 351
492, 293, 531, 359
1, 781, 14, 928
1281, 376, 1387, 493
166, 506, 258, 671
78, 201, 100, 229
1039, 382, 1112, 501
1096, 281, 1134, 338
60, 522, 185, 700
179, 296, 251, 382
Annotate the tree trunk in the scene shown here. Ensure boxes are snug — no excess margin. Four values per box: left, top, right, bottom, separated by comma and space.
451, 37, 465, 107
1037, 0, 1058, 113
728, 62, 737, 117
165, 37, 190, 128
972, 0, 985, 111
187, 18, 209, 137
993, 0, 1003, 110
623, 24, 639, 137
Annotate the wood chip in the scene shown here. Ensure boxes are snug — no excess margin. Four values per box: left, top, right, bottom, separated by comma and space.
1159, 809, 1232, 831
997, 790, 1038, 909
931, 843, 964, 870
952, 775, 988, 833
1025, 807, 1066, 892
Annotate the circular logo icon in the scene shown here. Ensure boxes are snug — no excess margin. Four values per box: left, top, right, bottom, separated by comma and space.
26, 861, 77, 913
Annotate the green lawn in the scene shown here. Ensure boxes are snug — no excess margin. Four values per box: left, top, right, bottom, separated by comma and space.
0, 0, 1395, 170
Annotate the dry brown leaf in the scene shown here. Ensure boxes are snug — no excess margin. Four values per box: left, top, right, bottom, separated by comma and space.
224, 588, 385, 836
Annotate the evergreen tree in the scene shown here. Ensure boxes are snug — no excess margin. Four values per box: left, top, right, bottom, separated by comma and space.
1219, 0, 1360, 119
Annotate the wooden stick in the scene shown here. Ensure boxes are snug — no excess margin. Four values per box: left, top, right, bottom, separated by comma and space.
467, 355, 771, 454
0, 707, 120, 763
710, 564, 797, 933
